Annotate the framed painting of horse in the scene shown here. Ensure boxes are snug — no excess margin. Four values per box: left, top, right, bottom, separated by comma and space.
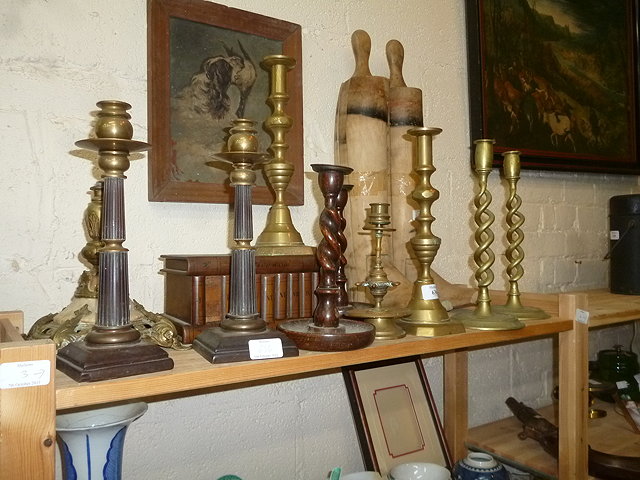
148, 0, 304, 203
466, 0, 640, 174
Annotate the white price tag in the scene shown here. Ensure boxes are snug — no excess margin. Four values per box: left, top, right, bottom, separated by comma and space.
0, 360, 51, 389
421, 284, 439, 300
248, 338, 284, 360
575, 309, 590, 325
610, 230, 620, 240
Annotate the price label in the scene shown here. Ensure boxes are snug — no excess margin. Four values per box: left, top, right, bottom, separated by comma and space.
421, 284, 439, 300
248, 338, 284, 360
575, 309, 589, 325
610, 230, 620, 240
0, 360, 50, 389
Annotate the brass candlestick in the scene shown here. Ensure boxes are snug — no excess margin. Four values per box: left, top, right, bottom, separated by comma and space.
57, 100, 174, 382
255, 54, 313, 256
278, 164, 375, 351
344, 203, 407, 339
453, 139, 523, 330
28, 180, 185, 350
493, 151, 549, 320
193, 119, 299, 363
397, 127, 465, 336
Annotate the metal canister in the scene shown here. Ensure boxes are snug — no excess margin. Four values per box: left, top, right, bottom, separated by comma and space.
609, 194, 640, 294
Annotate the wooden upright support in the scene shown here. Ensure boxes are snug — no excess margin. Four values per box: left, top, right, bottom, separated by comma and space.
0, 312, 56, 480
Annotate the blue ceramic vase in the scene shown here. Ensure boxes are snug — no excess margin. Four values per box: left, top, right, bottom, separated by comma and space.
56, 402, 148, 480
453, 452, 509, 480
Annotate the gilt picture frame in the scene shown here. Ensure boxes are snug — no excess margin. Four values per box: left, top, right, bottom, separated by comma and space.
148, 0, 304, 204
342, 357, 452, 477
466, 0, 640, 174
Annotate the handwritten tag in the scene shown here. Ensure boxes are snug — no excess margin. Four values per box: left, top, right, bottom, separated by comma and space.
248, 338, 283, 360
421, 284, 439, 300
575, 309, 590, 325
0, 360, 50, 389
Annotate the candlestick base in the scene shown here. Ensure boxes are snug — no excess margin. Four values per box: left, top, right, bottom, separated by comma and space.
344, 306, 407, 340
56, 340, 174, 382
277, 318, 375, 351
452, 309, 524, 331
492, 304, 550, 320
192, 327, 299, 364
396, 317, 465, 337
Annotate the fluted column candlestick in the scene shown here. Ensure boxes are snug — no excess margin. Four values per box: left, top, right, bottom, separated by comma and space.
397, 127, 465, 336
278, 164, 375, 351
256, 54, 313, 256
56, 100, 174, 382
193, 119, 299, 363
453, 140, 523, 330
493, 151, 549, 320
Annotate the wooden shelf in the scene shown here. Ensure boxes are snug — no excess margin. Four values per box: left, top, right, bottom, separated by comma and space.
467, 400, 640, 479
6, 289, 640, 479
55, 315, 571, 410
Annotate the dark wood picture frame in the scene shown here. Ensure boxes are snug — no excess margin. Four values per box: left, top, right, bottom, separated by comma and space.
148, 0, 304, 204
342, 357, 452, 477
466, 0, 640, 174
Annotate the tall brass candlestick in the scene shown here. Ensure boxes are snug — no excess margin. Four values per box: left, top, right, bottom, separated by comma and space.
397, 127, 465, 336
344, 203, 408, 339
493, 151, 549, 320
256, 54, 313, 256
453, 140, 523, 330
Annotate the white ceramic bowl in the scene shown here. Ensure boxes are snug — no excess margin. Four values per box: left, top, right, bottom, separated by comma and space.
387, 462, 451, 480
341, 472, 383, 480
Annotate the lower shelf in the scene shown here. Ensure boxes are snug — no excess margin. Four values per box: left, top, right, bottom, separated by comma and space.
466, 400, 640, 479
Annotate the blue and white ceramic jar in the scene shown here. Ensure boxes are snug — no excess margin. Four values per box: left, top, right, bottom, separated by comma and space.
452, 452, 509, 480
56, 402, 148, 480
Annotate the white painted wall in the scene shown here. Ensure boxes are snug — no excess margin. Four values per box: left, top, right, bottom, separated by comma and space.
1, 1, 639, 478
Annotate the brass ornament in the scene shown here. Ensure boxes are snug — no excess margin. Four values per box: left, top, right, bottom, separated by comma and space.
343, 203, 407, 339
453, 140, 523, 330
396, 127, 465, 336
493, 151, 549, 320
255, 55, 313, 256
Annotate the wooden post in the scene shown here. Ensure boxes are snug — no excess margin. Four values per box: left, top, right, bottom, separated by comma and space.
444, 349, 468, 462
558, 293, 589, 479
0, 313, 56, 480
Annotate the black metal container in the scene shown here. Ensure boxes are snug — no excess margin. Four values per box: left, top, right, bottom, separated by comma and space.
609, 194, 640, 294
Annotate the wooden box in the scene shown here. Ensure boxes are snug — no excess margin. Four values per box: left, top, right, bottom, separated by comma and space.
161, 254, 319, 343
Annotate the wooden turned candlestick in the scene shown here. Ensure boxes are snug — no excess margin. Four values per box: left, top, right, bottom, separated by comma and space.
278, 164, 375, 351
336, 183, 353, 313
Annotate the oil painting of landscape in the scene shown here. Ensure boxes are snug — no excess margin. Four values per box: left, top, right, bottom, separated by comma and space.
467, 0, 639, 173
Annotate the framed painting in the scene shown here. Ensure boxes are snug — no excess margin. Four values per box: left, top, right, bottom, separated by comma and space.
466, 0, 640, 174
148, 0, 304, 204
342, 357, 452, 477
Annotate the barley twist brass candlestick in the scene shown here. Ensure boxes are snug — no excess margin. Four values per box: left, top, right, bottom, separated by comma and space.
57, 100, 174, 381
255, 54, 313, 256
278, 164, 375, 351
336, 183, 353, 312
344, 203, 407, 339
454, 139, 523, 330
193, 119, 299, 363
493, 151, 549, 320
397, 127, 465, 336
